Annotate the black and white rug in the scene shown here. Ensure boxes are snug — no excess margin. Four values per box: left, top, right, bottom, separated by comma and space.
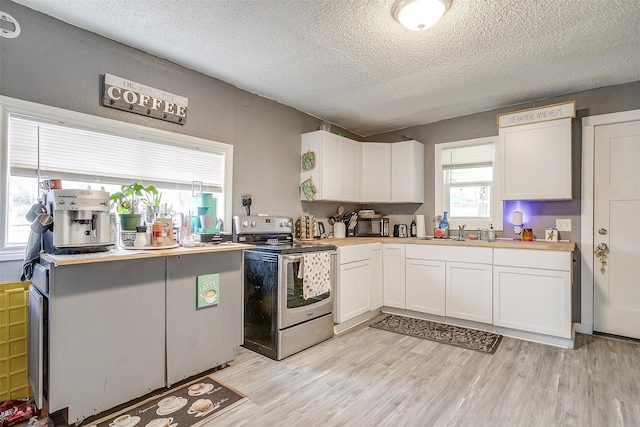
369, 314, 502, 354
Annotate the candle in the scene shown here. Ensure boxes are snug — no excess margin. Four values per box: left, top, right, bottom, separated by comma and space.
512, 211, 523, 225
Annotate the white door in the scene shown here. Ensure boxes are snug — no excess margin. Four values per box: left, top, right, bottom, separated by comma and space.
594, 120, 640, 339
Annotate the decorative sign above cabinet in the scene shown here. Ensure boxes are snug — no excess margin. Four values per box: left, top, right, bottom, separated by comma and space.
102, 73, 188, 125
497, 101, 575, 129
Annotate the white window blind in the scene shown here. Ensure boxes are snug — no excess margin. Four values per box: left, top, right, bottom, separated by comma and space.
441, 143, 494, 169
8, 116, 224, 190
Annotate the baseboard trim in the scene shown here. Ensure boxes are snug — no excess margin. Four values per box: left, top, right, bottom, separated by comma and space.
574, 323, 594, 334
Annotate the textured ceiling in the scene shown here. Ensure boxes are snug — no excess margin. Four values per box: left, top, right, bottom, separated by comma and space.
11, 0, 640, 136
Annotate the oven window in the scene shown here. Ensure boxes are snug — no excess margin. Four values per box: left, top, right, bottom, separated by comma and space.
288, 260, 330, 308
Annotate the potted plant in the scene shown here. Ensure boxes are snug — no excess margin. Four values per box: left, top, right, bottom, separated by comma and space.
110, 183, 159, 230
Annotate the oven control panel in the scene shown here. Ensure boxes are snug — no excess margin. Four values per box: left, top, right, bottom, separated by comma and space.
233, 215, 293, 235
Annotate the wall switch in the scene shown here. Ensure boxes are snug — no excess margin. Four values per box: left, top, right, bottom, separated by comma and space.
556, 219, 571, 231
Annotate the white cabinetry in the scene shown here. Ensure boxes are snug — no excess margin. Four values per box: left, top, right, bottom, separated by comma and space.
383, 244, 406, 308
406, 258, 446, 315
493, 248, 572, 338
446, 262, 493, 323
499, 118, 572, 200
300, 130, 360, 202
405, 244, 493, 323
336, 243, 382, 323
361, 141, 424, 203
361, 143, 391, 202
369, 245, 383, 310
392, 140, 424, 203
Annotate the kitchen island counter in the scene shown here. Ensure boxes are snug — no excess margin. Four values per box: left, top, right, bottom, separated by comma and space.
40, 242, 254, 266
32, 242, 250, 424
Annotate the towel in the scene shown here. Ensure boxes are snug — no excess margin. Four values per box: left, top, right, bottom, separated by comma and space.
21, 230, 42, 281
302, 252, 331, 299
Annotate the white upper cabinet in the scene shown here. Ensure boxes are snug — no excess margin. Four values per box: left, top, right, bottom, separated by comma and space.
499, 118, 572, 200
361, 140, 424, 203
391, 140, 424, 203
361, 143, 391, 202
300, 130, 360, 202
302, 132, 424, 203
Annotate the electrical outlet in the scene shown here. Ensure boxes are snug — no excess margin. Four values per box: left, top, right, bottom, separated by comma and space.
556, 219, 571, 232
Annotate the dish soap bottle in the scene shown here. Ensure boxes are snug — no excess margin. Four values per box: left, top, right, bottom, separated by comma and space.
410, 218, 417, 237
438, 211, 450, 238
487, 224, 496, 241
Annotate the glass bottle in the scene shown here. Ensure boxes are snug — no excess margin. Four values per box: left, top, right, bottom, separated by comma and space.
438, 211, 449, 228
410, 218, 417, 237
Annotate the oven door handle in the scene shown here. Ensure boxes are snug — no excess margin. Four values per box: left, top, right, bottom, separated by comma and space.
283, 251, 337, 262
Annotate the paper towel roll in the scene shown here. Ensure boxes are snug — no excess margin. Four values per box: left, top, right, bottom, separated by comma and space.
416, 215, 426, 238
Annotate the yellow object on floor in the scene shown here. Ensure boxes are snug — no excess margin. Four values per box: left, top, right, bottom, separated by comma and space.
0, 282, 31, 400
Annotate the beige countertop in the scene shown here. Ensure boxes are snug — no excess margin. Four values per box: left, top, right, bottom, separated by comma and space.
41, 242, 255, 266
299, 237, 575, 251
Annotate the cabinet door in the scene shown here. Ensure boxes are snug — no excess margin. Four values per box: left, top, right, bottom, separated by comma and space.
342, 139, 361, 202
337, 260, 371, 323
392, 141, 424, 203
383, 244, 406, 308
446, 262, 492, 324
500, 118, 572, 200
369, 245, 383, 310
405, 259, 446, 316
321, 133, 344, 201
361, 143, 391, 202
493, 266, 572, 338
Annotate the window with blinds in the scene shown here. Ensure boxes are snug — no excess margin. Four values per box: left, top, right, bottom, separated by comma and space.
9, 116, 224, 191
5, 114, 227, 246
434, 137, 502, 230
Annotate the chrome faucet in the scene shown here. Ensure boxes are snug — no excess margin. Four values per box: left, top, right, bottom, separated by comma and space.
458, 224, 466, 239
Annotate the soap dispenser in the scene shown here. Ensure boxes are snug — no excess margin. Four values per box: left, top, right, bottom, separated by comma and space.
487, 224, 496, 242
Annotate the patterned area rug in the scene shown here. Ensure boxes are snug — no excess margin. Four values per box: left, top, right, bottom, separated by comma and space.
87, 375, 248, 427
369, 314, 502, 354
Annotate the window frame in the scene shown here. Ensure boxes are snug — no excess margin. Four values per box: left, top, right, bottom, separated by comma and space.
434, 136, 503, 232
0, 96, 233, 260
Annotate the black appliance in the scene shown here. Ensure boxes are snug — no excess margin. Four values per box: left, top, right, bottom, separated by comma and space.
233, 215, 336, 360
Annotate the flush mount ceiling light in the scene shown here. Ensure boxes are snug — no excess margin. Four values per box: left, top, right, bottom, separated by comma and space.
392, 0, 451, 31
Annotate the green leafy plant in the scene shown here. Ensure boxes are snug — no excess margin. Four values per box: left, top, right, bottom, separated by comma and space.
109, 183, 159, 213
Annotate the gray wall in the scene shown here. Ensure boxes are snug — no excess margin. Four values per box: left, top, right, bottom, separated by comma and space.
2, 1, 640, 324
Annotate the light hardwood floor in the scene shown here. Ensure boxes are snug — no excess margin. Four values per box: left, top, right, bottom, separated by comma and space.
207, 322, 640, 427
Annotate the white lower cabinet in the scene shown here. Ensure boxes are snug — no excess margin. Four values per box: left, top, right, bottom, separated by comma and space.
493, 248, 572, 338
383, 244, 406, 308
336, 243, 382, 323
446, 262, 493, 323
369, 245, 383, 310
406, 259, 446, 316
405, 244, 493, 323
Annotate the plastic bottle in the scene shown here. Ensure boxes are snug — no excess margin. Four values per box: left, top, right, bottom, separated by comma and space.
488, 224, 496, 241
152, 221, 163, 246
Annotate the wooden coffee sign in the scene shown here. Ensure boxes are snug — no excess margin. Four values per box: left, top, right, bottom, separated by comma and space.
103, 73, 188, 125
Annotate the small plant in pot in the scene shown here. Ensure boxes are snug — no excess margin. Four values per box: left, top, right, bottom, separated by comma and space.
110, 183, 159, 230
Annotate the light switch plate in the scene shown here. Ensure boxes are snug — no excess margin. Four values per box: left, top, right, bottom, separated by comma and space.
556, 219, 571, 231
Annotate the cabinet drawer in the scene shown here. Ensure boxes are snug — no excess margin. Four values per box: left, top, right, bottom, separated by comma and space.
339, 243, 379, 264
494, 248, 571, 271
406, 244, 492, 264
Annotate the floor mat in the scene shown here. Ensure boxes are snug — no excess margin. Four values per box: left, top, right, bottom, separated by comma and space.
87, 375, 248, 427
369, 314, 502, 354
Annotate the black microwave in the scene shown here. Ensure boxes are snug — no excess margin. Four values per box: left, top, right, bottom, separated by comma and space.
355, 217, 389, 237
